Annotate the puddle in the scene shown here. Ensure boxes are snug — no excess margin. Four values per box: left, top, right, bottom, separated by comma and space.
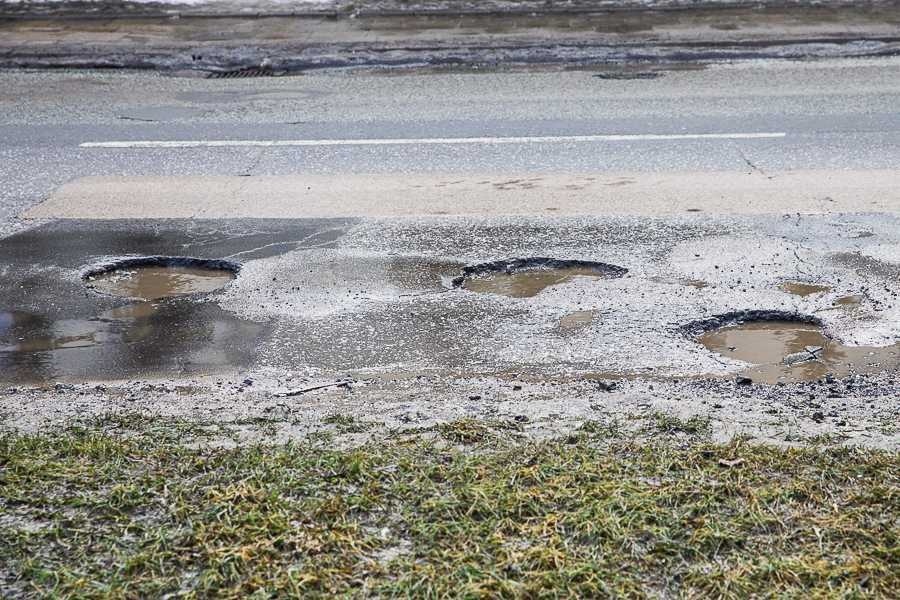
0, 222, 344, 383
84, 258, 237, 301
834, 295, 863, 307
698, 319, 900, 384
455, 258, 627, 298
651, 276, 708, 289
0, 303, 267, 384
462, 267, 608, 298
780, 281, 832, 296
559, 310, 597, 332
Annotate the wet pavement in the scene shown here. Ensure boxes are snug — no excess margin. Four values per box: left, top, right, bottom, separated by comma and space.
0, 214, 898, 447
3, 214, 900, 386
0, 220, 332, 382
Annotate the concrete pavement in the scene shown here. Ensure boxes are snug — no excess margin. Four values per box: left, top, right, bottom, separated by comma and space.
24, 170, 900, 218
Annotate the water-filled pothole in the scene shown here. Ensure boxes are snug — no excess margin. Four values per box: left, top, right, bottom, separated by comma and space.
84, 257, 238, 301
454, 258, 627, 298
689, 311, 900, 384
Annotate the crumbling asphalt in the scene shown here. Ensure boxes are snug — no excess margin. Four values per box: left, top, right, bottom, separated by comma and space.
1, 214, 898, 448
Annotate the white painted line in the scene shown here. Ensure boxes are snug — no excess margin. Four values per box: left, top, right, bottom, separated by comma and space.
80, 132, 787, 149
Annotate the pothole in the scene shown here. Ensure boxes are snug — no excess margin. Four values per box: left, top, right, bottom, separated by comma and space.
685, 310, 900, 384
83, 257, 238, 301
453, 258, 627, 298
780, 281, 832, 296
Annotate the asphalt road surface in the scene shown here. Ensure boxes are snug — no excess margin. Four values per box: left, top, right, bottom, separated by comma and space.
1, 57, 899, 446
3, 57, 900, 225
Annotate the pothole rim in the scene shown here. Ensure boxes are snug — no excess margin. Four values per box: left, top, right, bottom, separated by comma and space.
81, 255, 241, 300
679, 309, 825, 339
451, 257, 628, 289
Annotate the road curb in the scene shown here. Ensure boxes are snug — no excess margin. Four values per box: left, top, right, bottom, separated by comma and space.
2, 0, 897, 21
3, 38, 899, 73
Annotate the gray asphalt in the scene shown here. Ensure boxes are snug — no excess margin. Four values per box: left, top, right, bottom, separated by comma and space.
2, 57, 900, 233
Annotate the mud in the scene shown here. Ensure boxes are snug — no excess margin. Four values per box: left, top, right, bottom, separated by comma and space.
834, 294, 863, 306
780, 281, 832, 296
558, 310, 597, 332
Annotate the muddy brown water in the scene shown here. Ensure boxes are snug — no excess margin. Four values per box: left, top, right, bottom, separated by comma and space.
462, 267, 607, 298
834, 295, 863, 307
558, 310, 597, 332
699, 320, 900, 384
86, 265, 235, 300
780, 281, 832, 296
651, 276, 708, 289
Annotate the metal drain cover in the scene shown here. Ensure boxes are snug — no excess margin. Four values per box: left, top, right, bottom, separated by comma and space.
207, 67, 281, 79
594, 72, 662, 80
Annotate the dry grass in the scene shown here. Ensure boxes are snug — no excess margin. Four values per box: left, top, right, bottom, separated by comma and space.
0, 417, 897, 598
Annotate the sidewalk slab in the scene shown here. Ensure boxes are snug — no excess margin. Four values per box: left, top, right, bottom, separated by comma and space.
25, 170, 900, 219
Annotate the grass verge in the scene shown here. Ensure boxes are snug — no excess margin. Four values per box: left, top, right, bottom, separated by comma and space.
0, 419, 897, 598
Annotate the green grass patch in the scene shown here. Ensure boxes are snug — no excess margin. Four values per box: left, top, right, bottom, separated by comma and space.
649, 412, 713, 436
323, 413, 372, 434
0, 421, 897, 597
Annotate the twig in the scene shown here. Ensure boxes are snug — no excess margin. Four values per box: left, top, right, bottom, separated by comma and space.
276, 381, 352, 397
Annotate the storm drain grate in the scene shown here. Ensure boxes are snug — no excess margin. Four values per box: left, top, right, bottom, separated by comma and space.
593, 72, 663, 80
207, 67, 279, 79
